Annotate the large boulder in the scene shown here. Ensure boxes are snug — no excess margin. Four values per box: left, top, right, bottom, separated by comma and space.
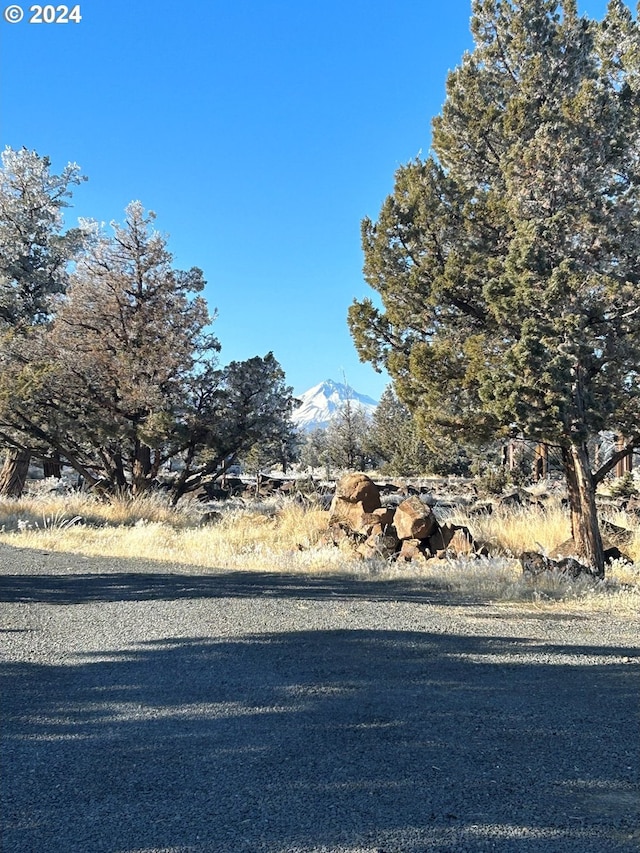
394, 496, 437, 541
333, 472, 381, 510
329, 473, 381, 530
428, 522, 475, 557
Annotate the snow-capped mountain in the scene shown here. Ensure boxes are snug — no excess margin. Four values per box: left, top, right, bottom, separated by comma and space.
292, 379, 378, 432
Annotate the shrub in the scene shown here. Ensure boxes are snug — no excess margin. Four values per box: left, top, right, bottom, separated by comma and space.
609, 472, 638, 500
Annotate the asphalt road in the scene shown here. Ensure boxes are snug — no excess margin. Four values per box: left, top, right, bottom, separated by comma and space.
1, 543, 639, 852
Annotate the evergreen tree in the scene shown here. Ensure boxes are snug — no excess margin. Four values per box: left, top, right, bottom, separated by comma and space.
1, 200, 297, 498
369, 385, 430, 475
349, 1, 640, 574
41, 202, 218, 493
324, 398, 373, 471
299, 428, 332, 477
0, 147, 85, 494
168, 353, 297, 503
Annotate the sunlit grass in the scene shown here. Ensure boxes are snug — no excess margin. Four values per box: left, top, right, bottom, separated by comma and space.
448, 503, 571, 557
448, 501, 640, 563
0, 487, 194, 530
1, 488, 639, 613
0, 494, 339, 573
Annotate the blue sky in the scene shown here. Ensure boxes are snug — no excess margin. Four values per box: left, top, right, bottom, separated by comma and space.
1, 0, 610, 399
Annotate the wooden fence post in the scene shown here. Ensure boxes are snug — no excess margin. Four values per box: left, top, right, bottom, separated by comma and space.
615, 435, 633, 477
533, 444, 548, 481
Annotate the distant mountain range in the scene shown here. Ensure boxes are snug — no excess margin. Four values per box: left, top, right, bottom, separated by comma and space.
292, 379, 378, 432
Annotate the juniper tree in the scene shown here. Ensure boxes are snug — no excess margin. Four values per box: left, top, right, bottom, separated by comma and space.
168, 353, 297, 503
1, 198, 296, 496
349, 0, 640, 574
36, 202, 219, 493
0, 147, 85, 494
324, 397, 373, 471
369, 386, 430, 476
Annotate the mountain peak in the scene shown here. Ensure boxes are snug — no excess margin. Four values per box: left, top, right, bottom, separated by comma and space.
292, 379, 378, 432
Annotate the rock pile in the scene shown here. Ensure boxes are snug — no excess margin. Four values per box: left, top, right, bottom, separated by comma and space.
327, 473, 484, 563
520, 551, 600, 579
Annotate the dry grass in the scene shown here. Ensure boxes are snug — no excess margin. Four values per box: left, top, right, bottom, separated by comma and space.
441, 501, 640, 614
0, 492, 343, 574
448, 499, 640, 561
450, 502, 571, 556
1, 489, 639, 614
0, 487, 194, 530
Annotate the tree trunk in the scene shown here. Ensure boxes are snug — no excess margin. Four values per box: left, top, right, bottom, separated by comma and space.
132, 443, 152, 495
101, 451, 128, 494
614, 435, 633, 477
562, 443, 604, 578
0, 448, 31, 497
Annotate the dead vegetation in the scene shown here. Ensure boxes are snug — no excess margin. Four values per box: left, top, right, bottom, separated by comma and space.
0, 478, 639, 615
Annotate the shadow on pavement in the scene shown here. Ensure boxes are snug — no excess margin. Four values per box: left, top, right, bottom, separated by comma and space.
2, 624, 639, 852
0, 541, 494, 607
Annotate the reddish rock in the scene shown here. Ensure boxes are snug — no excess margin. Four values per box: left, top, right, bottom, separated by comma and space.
372, 506, 396, 525
394, 496, 437, 541
398, 538, 431, 563
446, 526, 475, 556
332, 473, 381, 511
429, 523, 475, 558
428, 523, 456, 553
329, 473, 381, 530
355, 507, 395, 536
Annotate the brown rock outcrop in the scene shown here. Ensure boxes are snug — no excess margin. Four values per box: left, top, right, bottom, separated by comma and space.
329, 473, 381, 530
394, 496, 437, 541
397, 538, 431, 563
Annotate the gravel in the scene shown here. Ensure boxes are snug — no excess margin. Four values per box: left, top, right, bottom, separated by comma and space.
1, 542, 639, 853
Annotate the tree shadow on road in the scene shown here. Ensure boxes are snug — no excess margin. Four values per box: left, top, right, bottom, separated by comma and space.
0, 540, 503, 608
2, 624, 639, 852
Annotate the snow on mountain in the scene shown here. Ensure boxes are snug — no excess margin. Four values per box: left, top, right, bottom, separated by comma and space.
292, 379, 378, 432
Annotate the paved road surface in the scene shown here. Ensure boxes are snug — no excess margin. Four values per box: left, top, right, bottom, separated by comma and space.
1, 543, 639, 852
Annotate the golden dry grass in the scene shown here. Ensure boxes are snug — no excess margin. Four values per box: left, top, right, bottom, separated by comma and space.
0, 494, 343, 573
1, 490, 639, 614
449, 499, 640, 561
443, 501, 640, 614
0, 489, 193, 529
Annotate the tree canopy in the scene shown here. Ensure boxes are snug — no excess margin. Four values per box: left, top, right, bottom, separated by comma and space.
0, 150, 296, 499
0, 146, 85, 328
349, 0, 640, 573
